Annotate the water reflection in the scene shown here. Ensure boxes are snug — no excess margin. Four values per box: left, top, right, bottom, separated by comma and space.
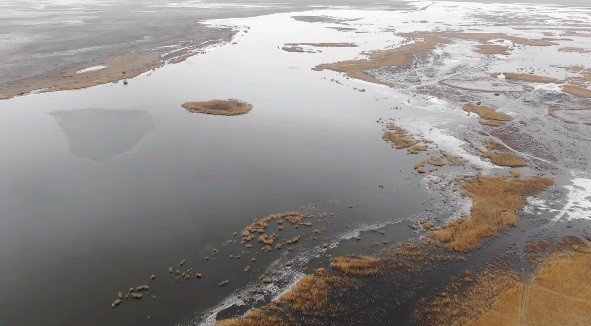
50, 108, 154, 160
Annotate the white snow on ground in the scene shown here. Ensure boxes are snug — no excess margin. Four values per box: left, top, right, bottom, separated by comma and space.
76, 65, 106, 73
555, 172, 591, 221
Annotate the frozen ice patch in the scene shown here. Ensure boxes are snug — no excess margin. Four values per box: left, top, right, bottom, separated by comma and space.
554, 172, 591, 221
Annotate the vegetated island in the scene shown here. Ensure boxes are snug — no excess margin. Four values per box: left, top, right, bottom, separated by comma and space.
181, 99, 253, 116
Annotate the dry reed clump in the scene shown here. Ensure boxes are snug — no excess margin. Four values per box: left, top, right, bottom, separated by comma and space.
331, 256, 382, 276
430, 176, 553, 252
473, 44, 510, 55
492, 72, 560, 84
382, 124, 428, 154
562, 85, 591, 98
241, 212, 324, 245
479, 141, 527, 167
416, 243, 591, 326
463, 105, 512, 125
278, 268, 356, 316
181, 99, 253, 116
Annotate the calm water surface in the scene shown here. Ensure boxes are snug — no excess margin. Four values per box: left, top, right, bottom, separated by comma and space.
0, 12, 427, 325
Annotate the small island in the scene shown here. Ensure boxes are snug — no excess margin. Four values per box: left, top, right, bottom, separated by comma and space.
181, 99, 253, 116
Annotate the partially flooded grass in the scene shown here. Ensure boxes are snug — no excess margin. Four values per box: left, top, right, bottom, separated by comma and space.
382, 124, 427, 154
430, 176, 553, 252
479, 141, 527, 167
416, 242, 591, 326
313, 32, 447, 87
331, 256, 381, 276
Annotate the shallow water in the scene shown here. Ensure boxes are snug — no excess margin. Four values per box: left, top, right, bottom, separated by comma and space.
1, 1, 590, 325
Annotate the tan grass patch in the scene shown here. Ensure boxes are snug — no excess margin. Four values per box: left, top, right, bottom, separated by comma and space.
331, 256, 381, 276
479, 141, 527, 167
473, 44, 510, 55
417, 244, 591, 325
463, 105, 512, 125
278, 268, 356, 316
382, 124, 424, 152
181, 99, 253, 116
492, 72, 560, 84
562, 85, 591, 98
431, 176, 553, 252
216, 306, 294, 326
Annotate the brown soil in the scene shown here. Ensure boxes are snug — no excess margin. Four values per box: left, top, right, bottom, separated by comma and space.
473, 44, 510, 55
331, 256, 381, 276
492, 72, 560, 84
463, 105, 512, 125
416, 243, 591, 325
430, 176, 553, 252
0, 53, 163, 100
181, 99, 253, 116
562, 85, 591, 98
558, 47, 590, 53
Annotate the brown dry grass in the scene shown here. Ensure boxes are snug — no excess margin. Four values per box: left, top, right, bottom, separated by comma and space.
474, 44, 510, 55
562, 85, 591, 98
278, 268, 355, 316
417, 244, 591, 326
331, 256, 381, 276
492, 72, 560, 84
463, 105, 512, 124
182, 99, 253, 116
415, 269, 521, 326
216, 306, 294, 326
479, 141, 527, 167
431, 176, 553, 252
